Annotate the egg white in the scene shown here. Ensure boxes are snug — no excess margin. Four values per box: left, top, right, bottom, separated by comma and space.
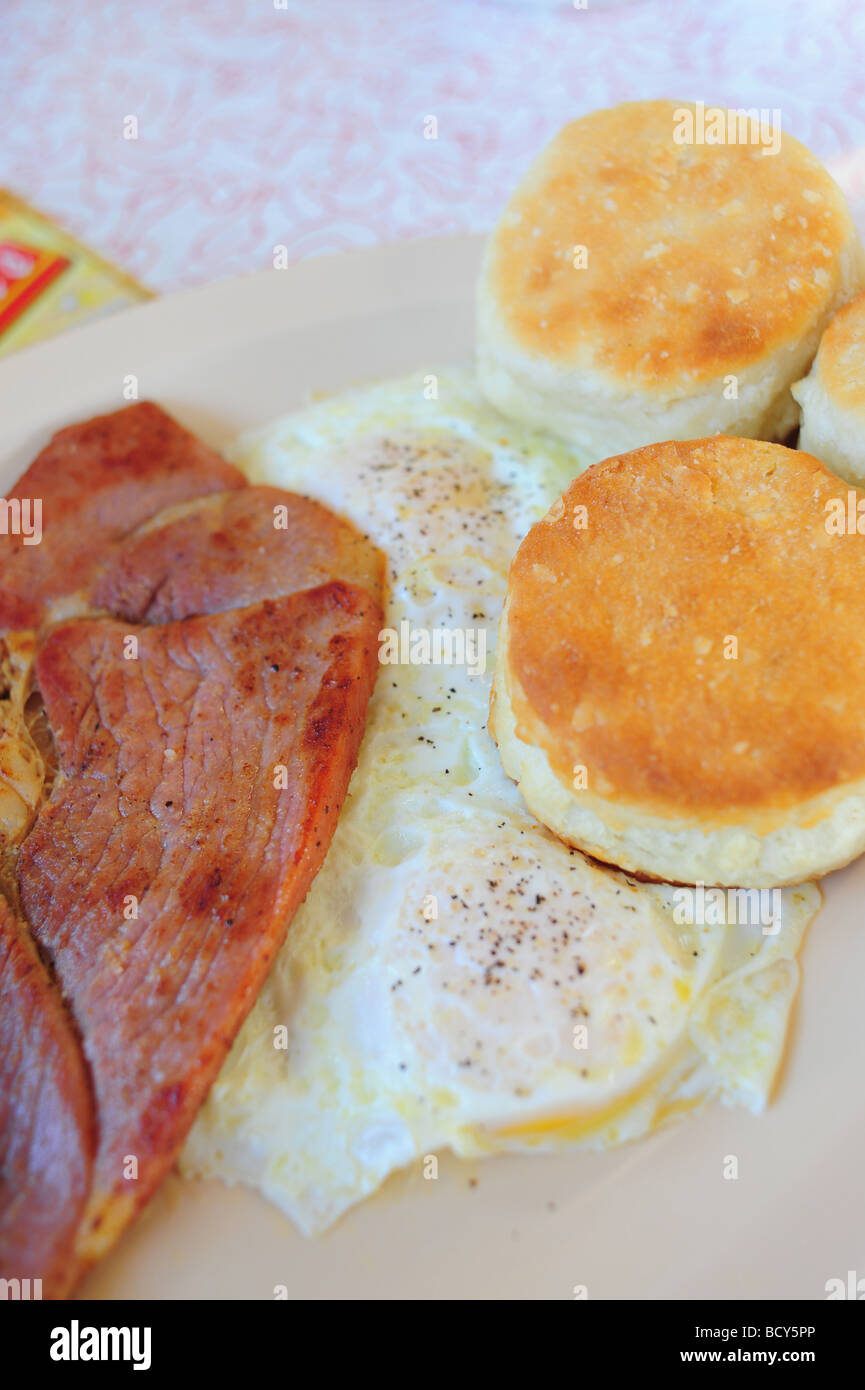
180, 367, 819, 1234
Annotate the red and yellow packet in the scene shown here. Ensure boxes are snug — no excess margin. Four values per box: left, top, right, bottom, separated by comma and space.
0, 191, 152, 357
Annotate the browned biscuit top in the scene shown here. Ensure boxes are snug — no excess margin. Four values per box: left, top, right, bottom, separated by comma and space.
814, 288, 865, 411
487, 101, 854, 389
505, 436, 865, 816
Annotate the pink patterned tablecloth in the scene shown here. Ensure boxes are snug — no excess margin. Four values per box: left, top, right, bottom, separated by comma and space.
2, 0, 865, 292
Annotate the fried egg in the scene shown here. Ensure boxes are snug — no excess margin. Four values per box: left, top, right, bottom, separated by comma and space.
180, 367, 819, 1234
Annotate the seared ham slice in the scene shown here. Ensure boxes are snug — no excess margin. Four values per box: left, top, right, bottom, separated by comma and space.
19, 585, 379, 1275
0, 403, 384, 1295
91, 486, 384, 623
0, 896, 96, 1299
0, 402, 245, 630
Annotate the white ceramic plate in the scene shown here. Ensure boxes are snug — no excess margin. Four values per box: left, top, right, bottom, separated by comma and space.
1, 237, 863, 1301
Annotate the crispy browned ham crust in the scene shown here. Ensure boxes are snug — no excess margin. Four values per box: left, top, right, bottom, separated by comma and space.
0, 402, 383, 1294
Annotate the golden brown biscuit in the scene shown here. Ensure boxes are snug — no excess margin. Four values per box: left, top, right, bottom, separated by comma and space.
490, 435, 865, 886
477, 102, 865, 464
793, 289, 865, 484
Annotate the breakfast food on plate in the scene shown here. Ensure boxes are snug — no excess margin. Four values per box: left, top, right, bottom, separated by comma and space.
5, 93, 859, 1293
477, 100, 865, 465
490, 433, 865, 889
0, 402, 383, 1296
180, 371, 818, 1236
793, 289, 865, 484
